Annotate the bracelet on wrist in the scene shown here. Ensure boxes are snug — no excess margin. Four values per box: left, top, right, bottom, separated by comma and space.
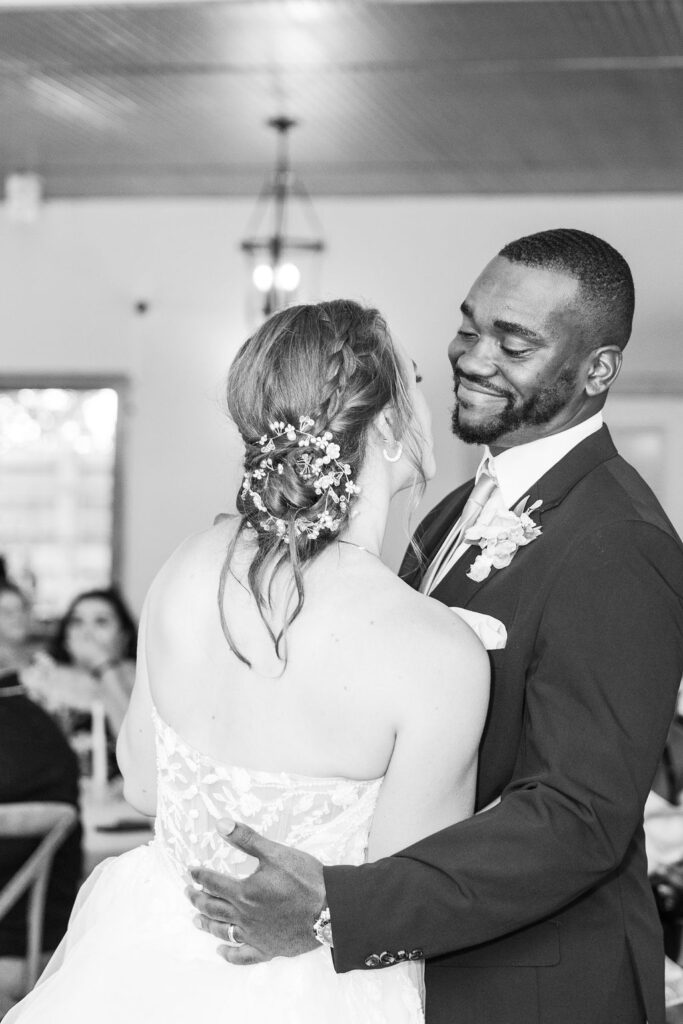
313, 905, 333, 948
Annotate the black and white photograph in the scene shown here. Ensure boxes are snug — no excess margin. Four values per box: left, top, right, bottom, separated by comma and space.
1, 1, 683, 1021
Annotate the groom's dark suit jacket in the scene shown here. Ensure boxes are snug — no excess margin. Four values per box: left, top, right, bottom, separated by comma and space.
324, 426, 683, 1024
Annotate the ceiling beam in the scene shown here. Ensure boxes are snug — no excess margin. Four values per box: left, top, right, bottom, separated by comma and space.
0, 0, 657, 7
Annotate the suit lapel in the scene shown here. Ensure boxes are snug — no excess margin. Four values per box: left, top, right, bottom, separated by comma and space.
399, 479, 473, 587
429, 425, 619, 607
527, 424, 617, 514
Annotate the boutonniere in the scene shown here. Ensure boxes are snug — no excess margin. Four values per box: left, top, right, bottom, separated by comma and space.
464, 497, 543, 582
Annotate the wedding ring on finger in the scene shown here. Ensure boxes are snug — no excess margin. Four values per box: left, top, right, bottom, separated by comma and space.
226, 923, 244, 947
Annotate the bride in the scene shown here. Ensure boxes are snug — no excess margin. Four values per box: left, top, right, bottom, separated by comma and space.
7, 299, 489, 1023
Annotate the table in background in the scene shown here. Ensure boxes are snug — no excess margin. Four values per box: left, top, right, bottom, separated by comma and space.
80, 777, 154, 877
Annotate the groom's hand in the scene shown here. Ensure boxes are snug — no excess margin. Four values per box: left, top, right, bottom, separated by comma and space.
187, 816, 326, 965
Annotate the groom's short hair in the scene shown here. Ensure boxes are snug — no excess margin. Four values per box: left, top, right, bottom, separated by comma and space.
499, 228, 635, 351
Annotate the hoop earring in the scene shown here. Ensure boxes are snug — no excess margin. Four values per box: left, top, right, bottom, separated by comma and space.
382, 441, 403, 463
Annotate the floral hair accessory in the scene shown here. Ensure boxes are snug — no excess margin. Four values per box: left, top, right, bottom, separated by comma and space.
464, 497, 542, 583
241, 415, 360, 542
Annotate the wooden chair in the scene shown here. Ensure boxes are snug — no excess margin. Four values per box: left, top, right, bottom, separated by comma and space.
0, 802, 78, 997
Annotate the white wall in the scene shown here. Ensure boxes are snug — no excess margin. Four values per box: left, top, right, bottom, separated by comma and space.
2, 193, 682, 610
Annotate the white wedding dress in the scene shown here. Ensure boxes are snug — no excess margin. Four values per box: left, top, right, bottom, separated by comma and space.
7, 704, 424, 1023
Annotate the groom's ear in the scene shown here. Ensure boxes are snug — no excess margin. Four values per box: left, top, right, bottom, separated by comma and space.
585, 346, 622, 397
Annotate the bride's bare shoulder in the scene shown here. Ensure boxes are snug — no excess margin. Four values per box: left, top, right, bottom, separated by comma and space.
359, 577, 490, 691
145, 517, 239, 611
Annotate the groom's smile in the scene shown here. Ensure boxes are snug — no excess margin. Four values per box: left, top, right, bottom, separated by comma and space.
448, 256, 592, 450
455, 376, 510, 403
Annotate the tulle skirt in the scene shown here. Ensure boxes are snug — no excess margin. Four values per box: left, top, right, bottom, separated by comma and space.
6, 840, 424, 1023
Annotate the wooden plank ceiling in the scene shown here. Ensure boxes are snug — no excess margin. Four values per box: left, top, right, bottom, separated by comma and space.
0, 0, 682, 196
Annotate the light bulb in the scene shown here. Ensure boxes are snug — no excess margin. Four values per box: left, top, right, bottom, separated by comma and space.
275, 262, 301, 292
252, 264, 274, 292
5, 172, 43, 224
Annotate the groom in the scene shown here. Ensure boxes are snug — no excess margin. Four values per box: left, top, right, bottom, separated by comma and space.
190, 229, 683, 1023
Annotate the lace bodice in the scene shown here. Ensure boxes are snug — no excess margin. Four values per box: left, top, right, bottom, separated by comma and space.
4, 709, 423, 1024
152, 706, 384, 879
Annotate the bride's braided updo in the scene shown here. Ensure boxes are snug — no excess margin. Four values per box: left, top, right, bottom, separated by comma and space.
220, 299, 423, 667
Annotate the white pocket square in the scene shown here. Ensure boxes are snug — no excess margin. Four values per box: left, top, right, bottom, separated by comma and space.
449, 607, 507, 650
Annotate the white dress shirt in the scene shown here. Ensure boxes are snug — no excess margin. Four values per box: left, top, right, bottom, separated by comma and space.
448, 412, 604, 569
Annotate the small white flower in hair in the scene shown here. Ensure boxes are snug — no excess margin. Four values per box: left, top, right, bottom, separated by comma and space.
242, 417, 360, 544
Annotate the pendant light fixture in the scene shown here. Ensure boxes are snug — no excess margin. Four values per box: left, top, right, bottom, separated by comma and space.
241, 116, 325, 318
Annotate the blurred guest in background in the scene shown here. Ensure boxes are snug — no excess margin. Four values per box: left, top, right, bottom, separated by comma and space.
23, 589, 137, 782
0, 668, 82, 1006
49, 588, 137, 733
0, 585, 37, 676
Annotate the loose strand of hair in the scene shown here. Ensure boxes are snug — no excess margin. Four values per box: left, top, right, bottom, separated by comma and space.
248, 542, 284, 655
217, 519, 252, 669
274, 532, 307, 662
404, 429, 429, 569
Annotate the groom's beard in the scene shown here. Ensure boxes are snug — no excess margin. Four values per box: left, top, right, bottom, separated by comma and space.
451, 366, 579, 446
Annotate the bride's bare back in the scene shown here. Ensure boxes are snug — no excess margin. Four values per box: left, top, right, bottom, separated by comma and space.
119, 516, 489, 859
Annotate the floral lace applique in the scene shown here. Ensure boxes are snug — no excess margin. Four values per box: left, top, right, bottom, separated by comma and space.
151, 706, 384, 879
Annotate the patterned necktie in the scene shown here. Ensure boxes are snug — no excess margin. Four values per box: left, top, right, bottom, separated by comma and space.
420, 467, 499, 596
